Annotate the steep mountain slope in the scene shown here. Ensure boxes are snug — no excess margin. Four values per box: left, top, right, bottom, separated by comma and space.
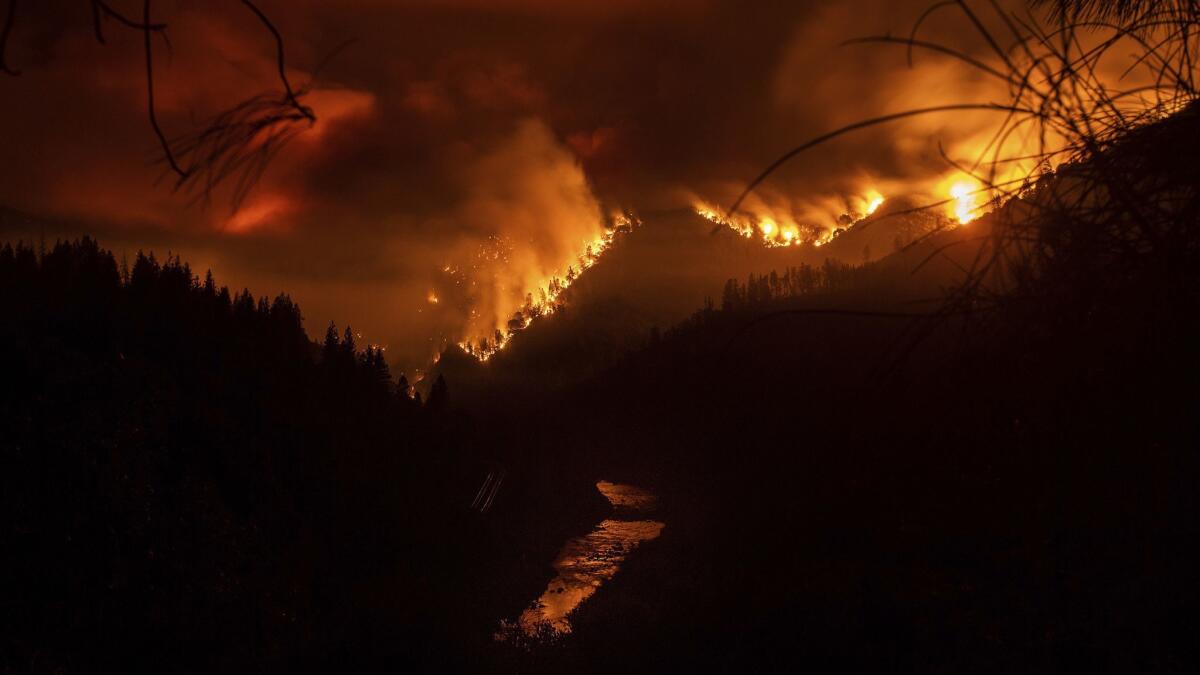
434, 201, 959, 401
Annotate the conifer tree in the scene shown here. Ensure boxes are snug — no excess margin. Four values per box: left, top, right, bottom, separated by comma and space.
427, 374, 448, 411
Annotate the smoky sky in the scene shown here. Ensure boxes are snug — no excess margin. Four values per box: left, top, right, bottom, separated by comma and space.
0, 0, 1029, 370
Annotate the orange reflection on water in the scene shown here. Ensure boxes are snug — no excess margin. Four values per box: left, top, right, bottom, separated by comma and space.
595, 480, 659, 513
510, 481, 664, 637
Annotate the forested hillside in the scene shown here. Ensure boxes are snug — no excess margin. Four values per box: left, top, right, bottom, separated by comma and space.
0, 237, 604, 672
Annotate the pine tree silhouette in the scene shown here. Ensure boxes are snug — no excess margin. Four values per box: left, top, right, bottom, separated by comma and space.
426, 374, 448, 411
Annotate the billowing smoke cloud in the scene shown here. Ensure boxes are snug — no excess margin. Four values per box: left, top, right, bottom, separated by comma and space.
446, 118, 604, 338
424, 118, 607, 350
697, 1, 1028, 237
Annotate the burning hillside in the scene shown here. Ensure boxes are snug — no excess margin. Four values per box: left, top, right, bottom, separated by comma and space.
452, 213, 640, 362
693, 188, 885, 249
693, 173, 1002, 254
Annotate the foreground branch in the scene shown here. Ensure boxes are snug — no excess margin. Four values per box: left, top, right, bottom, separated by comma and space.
142, 0, 189, 179
725, 103, 1040, 219
241, 0, 315, 121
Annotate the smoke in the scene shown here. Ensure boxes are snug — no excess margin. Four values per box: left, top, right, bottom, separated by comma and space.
683, 1, 1022, 235
431, 118, 607, 346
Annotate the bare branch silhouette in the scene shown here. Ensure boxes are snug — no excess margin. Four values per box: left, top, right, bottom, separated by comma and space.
725, 103, 1041, 219
166, 92, 314, 209
726, 0, 1199, 370
142, 0, 188, 180
93, 0, 167, 42
1, 0, 322, 206
155, 0, 322, 209
842, 35, 1016, 82
240, 0, 315, 122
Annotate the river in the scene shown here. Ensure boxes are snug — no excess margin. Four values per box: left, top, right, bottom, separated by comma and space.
501, 480, 665, 638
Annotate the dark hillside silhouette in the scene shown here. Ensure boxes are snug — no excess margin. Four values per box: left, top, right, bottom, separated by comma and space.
418, 89, 1200, 670
476, 94, 1200, 671
0, 237, 605, 673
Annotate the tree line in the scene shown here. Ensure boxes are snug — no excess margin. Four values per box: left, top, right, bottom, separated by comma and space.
718, 259, 864, 311
0, 236, 461, 672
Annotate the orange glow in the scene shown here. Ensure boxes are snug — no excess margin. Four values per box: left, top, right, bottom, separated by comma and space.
692, 202, 812, 248
502, 482, 664, 638
296, 89, 376, 143
693, 192, 890, 250
950, 181, 979, 224
458, 213, 641, 362
224, 194, 293, 233
427, 291, 440, 304
864, 190, 885, 215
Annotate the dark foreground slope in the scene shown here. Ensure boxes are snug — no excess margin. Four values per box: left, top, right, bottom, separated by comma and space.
541, 269, 1197, 672
481, 112, 1200, 671
0, 239, 609, 673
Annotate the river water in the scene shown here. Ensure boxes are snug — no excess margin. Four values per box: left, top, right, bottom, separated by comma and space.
504, 481, 664, 638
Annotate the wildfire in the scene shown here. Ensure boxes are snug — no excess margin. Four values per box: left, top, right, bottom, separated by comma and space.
864, 190, 885, 215
457, 212, 640, 362
694, 189, 884, 249
427, 291, 440, 304
950, 181, 979, 224
694, 203, 794, 247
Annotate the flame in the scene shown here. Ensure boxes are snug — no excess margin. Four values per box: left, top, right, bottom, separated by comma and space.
693, 173, 1013, 249
864, 190, 885, 215
950, 180, 979, 224
694, 203, 803, 247
693, 190, 884, 249
427, 291, 440, 304
456, 212, 640, 362
695, 205, 753, 239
